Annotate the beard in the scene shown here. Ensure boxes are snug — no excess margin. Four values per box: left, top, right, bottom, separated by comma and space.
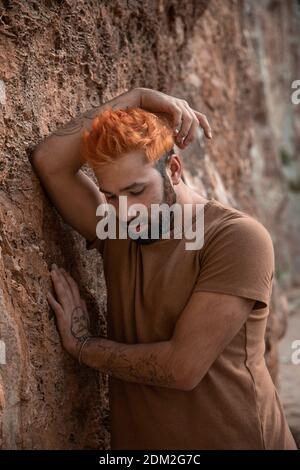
130, 174, 177, 245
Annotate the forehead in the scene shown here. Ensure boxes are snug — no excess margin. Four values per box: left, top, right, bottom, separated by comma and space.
94, 150, 158, 192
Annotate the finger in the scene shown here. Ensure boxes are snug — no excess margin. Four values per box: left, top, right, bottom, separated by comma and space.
175, 108, 194, 148
60, 268, 81, 305
193, 110, 212, 139
180, 106, 201, 147
47, 291, 64, 318
171, 104, 183, 136
50, 267, 72, 302
50, 266, 73, 309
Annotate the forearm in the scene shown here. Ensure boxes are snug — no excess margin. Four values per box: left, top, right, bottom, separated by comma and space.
79, 336, 188, 390
31, 88, 141, 174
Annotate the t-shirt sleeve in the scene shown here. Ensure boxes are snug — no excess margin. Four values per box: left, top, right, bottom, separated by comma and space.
85, 236, 105, 256
193, 216, 275, 310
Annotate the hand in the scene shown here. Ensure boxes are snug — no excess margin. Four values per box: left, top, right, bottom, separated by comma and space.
47, 264, 93, 358
136, 87, 212, 148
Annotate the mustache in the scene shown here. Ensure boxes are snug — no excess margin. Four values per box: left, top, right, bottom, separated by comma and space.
121, 213, 175, 228
119, 213, 174, 229
119, 217, 149, 228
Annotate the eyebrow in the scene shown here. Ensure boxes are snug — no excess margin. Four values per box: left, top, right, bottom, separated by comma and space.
99, 181, 146, 195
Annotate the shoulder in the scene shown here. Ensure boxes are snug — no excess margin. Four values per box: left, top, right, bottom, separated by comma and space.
205, 199, 273, 247
203, 200, 275, 267
225, 214, 274, 247
195, 205, 275, 310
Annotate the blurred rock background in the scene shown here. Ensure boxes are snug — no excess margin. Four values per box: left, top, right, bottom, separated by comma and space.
0, 0, 299, 449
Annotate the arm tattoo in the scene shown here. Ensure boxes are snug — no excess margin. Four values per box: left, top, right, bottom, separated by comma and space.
53, 103, 130, 137
83, 338, 177, 388
53, 118, 84, 136
53, 107, 100, 136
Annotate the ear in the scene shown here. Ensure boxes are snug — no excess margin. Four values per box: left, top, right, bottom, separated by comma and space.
167, 154, 182, 185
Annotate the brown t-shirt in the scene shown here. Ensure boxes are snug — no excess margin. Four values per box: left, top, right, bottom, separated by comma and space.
87, 197, 297, 450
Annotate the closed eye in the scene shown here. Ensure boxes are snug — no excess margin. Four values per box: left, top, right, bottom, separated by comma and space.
131, 188, 145, 195
105, 187, 145, 198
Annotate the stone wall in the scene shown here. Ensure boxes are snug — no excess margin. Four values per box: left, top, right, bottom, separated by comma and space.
0, 0, 299, 449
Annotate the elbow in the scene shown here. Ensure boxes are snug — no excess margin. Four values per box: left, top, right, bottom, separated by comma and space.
29, 145, 45, 172
168, 342, 203, 391
29, 144, 56, 177
172, 361, 202, 392
175, 374, 200, 392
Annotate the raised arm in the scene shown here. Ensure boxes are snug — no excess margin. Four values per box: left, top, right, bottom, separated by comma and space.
29, 87, 212, 243
29, 89, 143, 242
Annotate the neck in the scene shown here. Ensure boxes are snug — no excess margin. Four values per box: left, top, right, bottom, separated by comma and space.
175, 180, 209, 216
161, 181, 209, 240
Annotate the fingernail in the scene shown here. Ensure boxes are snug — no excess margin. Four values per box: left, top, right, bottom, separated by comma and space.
51, 263, 57, 270
208, 131, 212, 139
174, 128, 180, 134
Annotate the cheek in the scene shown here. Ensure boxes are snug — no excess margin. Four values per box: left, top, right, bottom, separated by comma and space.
144, 181, 164, 206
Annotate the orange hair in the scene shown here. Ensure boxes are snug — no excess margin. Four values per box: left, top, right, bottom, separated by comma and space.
80, 106, 175, 169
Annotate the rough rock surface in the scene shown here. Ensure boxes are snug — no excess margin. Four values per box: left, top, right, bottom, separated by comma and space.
0, 0, 299, 449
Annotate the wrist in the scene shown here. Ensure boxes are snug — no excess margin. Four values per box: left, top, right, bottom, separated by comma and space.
63, 334, 87, 359
63, 337, 80, 359
77, 336, 92, 365
64, 335, 95, 364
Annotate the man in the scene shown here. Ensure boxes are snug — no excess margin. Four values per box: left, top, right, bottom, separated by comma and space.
30, 87, 297, 450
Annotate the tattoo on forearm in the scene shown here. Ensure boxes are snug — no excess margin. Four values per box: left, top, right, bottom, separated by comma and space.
53, 118, 84, 136
53, 107, 100, 136
53, 102, 130, 137
86, 339, 177, 388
